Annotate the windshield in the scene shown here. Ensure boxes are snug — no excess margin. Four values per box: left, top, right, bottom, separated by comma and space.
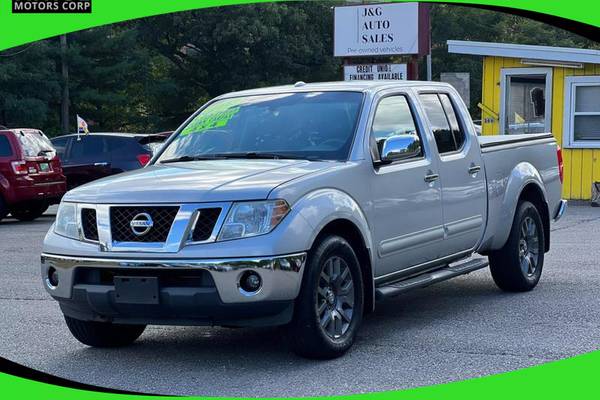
18, 131, 55, 158
156, 91, 363, 163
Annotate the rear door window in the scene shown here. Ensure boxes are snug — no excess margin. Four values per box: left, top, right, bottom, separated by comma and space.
439, 94, 466, 150
106, 137, 142, 160
69, 136, 108, 162
0, 135, 13, 157
419, 94, 459, 154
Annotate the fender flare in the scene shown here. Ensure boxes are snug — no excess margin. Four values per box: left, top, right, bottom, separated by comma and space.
293, 188, 376, 311
490, 162, 548, 250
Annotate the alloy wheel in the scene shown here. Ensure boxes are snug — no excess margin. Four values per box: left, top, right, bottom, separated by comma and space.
316, 256, 355, 339
519, 216, 540, 277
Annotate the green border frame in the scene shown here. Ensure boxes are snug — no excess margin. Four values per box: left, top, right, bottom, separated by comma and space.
1, 0, 599, 51
1, 0, 599, 398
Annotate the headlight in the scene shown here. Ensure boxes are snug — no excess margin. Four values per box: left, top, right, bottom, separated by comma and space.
217, 200, 290, 241
54, 202, 79, 240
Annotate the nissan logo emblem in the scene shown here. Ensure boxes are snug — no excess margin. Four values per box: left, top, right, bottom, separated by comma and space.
130, 213, 154, 236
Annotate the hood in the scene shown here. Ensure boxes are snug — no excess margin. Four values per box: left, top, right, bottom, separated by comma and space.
64, 159, 337, 204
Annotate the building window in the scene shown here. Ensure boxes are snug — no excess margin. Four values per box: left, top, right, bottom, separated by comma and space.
500, 68, 553, 135
564, 76, 600, 148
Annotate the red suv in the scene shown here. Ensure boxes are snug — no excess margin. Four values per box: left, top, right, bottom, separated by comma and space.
0, 129, 67, 222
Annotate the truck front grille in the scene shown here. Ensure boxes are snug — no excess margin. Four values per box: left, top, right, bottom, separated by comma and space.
191, 208, 222, 242
81, 208, 99, 241
110, 206, 179, 243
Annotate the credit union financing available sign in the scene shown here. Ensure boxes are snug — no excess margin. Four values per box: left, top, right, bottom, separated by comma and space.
334, 3, 419, 57
344, 64, 407, 81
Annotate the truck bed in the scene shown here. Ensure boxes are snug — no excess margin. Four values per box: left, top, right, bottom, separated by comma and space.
476, 132, 562, 252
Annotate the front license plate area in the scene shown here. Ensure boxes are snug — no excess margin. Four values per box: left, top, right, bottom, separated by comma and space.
114, 276, 159, 304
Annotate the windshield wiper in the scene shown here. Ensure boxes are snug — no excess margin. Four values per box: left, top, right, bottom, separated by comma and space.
211, 152, 313, 160
159, 155, 227, 164
160, 152, 321, 164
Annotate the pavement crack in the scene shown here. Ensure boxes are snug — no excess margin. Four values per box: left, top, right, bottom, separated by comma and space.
438, 348, 555, 361
551, 215, 600, 232
0, 297, 50, 301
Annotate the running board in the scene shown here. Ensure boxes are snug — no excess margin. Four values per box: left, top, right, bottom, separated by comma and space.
375, 257, 489, 300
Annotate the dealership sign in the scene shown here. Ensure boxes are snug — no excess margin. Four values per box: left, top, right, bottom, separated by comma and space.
344, 64, 407, 81
334, 3, 424, 57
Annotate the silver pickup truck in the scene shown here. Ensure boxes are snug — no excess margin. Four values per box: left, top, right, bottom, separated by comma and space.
41, 81, 566, 359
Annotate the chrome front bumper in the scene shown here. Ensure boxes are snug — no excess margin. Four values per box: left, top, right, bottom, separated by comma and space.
41, 252, 306, 304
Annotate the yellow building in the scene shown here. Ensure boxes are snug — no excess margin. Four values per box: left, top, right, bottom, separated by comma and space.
448, 41, 600, 201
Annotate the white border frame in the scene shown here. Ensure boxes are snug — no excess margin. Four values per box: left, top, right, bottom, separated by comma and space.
563, 75, 600, 149
499, 67, 553, 135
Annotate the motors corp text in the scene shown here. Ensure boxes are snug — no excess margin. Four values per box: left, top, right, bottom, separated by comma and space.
12, 0, 91, 13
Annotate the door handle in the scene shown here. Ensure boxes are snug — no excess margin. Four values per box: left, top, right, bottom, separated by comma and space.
468, 165, 482, 175
94, 162, 109, 167
424, 173, 439, 183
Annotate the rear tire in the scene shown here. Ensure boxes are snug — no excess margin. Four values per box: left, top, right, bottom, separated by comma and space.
289, 235, 364, 359
64, 315, 146, 347
10, 202, 49, 221
489, 200, 545, 292
0, 196, 7, 222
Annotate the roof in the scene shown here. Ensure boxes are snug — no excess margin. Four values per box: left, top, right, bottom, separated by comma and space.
53, 132, 151, 139
219, 80, 454, 98
447, 40, 600, 65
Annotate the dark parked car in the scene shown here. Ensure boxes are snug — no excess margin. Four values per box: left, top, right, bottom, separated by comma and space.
0, 128, 67, 222
51, 133, 168, 189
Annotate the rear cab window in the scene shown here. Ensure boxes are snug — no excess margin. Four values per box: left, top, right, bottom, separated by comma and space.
419, 93, 466, 155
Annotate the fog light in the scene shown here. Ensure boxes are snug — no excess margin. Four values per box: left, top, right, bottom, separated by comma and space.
239, 271, 262, 293
47, 267, 59, 288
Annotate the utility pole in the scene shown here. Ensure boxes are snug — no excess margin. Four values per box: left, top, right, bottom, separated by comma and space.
60, 34, 70, 134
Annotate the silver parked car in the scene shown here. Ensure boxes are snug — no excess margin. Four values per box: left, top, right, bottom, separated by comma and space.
41, 81, 566, 358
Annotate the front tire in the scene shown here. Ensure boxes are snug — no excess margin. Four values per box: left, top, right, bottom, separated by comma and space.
289, 235, 364, 359
489, 200, 545, 292
64, 316, 146, 347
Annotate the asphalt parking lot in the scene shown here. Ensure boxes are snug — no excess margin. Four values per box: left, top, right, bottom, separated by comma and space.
0, 205, 599, 396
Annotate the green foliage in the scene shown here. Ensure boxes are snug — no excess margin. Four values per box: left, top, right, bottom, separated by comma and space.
0, 2, 597, 136
0, 41, 61, 132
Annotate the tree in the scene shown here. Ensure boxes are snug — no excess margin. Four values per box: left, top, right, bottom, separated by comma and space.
0, 41, 61, 132
134, 2, 343, 131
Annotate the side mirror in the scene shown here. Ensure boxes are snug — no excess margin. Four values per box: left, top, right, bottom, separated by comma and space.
376, 134, 422, 165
